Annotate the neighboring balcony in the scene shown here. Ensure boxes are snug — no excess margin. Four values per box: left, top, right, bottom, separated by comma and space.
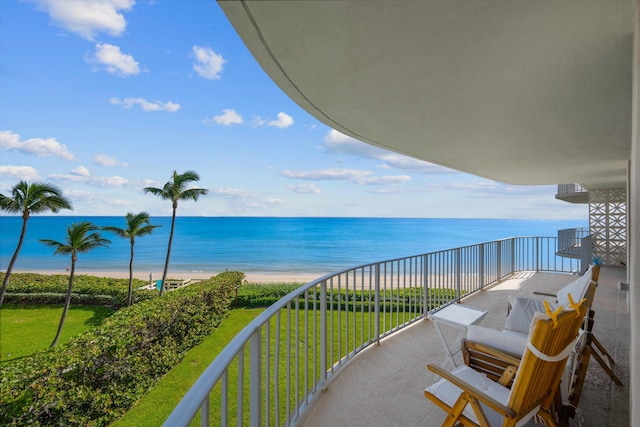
555, 183, 589, 204
557, 227, 591, 265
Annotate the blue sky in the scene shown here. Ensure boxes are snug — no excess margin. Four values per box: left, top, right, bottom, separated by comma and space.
0, 0, 588, 219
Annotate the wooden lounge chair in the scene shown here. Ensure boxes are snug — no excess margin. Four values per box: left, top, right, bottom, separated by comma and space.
425, 300, 586, 427
460, 265, 621, 425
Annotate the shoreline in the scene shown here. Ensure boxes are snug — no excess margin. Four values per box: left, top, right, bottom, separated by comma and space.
9, 269, 324, 284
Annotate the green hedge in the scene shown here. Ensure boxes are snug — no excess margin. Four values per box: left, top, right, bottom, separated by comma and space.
236, 282, 301, 307
0, 273, 156, 307
3, 293, 117, 306
0, 271, 244, 427
237, 283, 458, 311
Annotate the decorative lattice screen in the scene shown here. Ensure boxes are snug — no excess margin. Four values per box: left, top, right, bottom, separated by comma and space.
589, 189, 627, 266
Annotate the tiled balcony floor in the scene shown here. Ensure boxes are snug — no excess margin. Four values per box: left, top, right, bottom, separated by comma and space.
299, 267, 629, 427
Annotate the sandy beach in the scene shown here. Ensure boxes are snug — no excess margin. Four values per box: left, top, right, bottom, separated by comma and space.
11, 269, 325, 284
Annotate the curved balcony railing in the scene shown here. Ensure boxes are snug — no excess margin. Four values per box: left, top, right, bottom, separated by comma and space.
555, 183, 589, 203
164, 236, 588, 427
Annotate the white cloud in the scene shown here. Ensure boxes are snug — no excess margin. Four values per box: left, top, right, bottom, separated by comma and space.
442, 181, 555, 197
110, 97, 180, 112
0, 130, 76, 160
49, 172, 130, 187
0, 165, 41, 181
209, 187, 283, 209
192, 46, 226, 80
287, 183, 321, 194
323, 129, 451, 174
88, 43, 140, 76
70, 166, 90, 176
93, 153, 127, 166
268, 112, 294, 129
252, 116, 266, 126
26, 0, 135, 40
281, 168, 410, 186
254, 112, 295, 129
204, 109, 243, 126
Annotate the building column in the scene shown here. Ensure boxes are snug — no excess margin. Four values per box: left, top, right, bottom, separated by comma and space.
630, 2, 639, 426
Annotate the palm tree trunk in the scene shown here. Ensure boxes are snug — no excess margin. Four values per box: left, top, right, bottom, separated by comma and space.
159, 207, 176, 296
50, 258, 75, 347
0, 216, 28, 308
127, 240, 134, 306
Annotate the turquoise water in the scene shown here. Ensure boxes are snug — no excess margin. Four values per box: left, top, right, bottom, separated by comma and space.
0, 216, 587, 275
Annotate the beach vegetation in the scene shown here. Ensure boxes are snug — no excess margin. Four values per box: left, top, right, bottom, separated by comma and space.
102, 212, 161, 306
0, 273, 155, 308
144, 170, 208, 296
0, 181, 72, 308
0, 271, 242, 427
236, 282, 458, 311
40, 222, 110, 347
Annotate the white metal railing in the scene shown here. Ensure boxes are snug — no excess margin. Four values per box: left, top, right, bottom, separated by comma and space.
556, 183, 588, 195
164, 236, 590, 427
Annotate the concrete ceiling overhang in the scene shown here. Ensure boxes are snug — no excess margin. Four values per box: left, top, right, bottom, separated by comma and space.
219, 1, 632, 188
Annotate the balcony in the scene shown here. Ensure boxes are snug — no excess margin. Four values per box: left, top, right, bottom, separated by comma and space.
555, 184, 589, 204
300, 266, 629, 427
557, 227, 591, 263
165, 238, 628, 426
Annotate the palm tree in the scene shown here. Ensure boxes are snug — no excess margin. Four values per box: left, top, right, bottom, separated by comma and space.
0, 181, 72, 308
40, 222, 110, 347
103, 212, 160, 306
144, 170, 208, 296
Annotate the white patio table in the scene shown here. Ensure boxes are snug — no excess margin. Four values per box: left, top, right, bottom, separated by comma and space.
428, 303, 488, 369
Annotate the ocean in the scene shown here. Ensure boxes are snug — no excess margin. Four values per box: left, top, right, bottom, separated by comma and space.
0, 216, 587, 275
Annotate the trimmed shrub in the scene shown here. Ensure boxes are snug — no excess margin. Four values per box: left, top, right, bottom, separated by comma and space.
0, 273, 156, 307
3, 293, 116, 306
236, 283, 458, 311
235, 282, 301, 307
0, 271, 244, 427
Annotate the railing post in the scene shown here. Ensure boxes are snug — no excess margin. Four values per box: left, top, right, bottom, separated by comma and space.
455, 248, 461, 301
374, 263, 380, 343
320, 280, 327, 383
201, 394, 210, 427
536, 237, 540, 272
496, 240, 502, 280
580, 235, 593, 274
423, 254, 429, 317
478, 244, 485, 289
250, 330, 262, 427
510, 238, 516, 275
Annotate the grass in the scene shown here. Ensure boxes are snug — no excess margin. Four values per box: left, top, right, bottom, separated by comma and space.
0, 304, 114, 363
111, 308, 264, 427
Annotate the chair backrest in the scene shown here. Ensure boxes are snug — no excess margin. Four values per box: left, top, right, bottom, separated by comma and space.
556, 265, 597, 307
506, 303, 586, 417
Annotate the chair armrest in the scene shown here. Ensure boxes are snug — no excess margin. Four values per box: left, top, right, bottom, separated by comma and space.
427, 364, 517, 418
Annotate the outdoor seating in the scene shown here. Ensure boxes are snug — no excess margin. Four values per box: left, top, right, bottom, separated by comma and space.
459, 264, 622, 425
425, 300, 586, 427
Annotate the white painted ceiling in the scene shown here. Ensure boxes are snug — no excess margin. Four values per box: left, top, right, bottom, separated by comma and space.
219, 1, 632, 189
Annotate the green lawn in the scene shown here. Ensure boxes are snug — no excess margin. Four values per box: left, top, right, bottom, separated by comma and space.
0, 304, 114, 363
112, 308, 264, 427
